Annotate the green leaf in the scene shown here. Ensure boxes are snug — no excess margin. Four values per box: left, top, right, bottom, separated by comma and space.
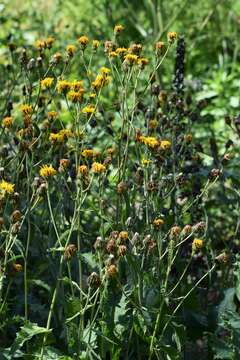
9, 321, 51, 356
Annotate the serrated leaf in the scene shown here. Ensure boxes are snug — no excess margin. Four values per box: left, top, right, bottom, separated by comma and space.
9, 321, 51, 356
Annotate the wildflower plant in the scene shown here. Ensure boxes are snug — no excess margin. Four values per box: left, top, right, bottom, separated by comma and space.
0, 23, 237, 360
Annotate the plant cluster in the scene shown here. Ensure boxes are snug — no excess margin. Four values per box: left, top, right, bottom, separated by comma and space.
0, 23, 239, 360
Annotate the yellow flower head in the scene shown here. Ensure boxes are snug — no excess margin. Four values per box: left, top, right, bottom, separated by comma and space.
2, 116, 13, 128
66, 44, 77, 56
41, 77, 54, 89
192, 238, 203, 250
46, 36, 55, 48
89, 92, 96, 99
119, 231, 128, 240
92, 40, 100, 50
100, 67, 111, 76
68, 90, 84, 103
160, 140, 171, 150
57, 80, 71, 94
47, 111, 58, 119
139, 136, 159, 149
82, 104, 95, 115
114, 24, 124, 34
92, 162, 106, 174
109, 51, 117, 58
35, 39, 47, 50
40, 165, 57, 178
124, 54, 138, 65
78, 165, 88, 175
116, 47, 127, 56
71, 80, 84, 91
138, 57, 149, 69
78, 35, 89, 47
142, 158, 151, 167
20, 104, 33, 115
91, 74, 111, 91
167, 31, 177, 43
82, 149, 95, 157
0, 180, 15, 195
49, 132, 65, 144
153, 218, 164, 228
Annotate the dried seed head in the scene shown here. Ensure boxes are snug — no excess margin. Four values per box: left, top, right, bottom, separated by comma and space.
88, 272, 101, 288
12, 263, 23, 274
170, 226, 181, 238
194, 221, 205, 233
117, 181, 127, 194
182, 224, 192, 236
94, 236, 104, 250
106, 264, 118, 278
11, 210, 21, 223
64, 244, 77, 261
147, 180, 158, 192
11, 221, 20, 234
209, 168, 221, 179
0, 217, 4, 229
106, 239, 116, 254
118, 245, 127, 257
215, 252, 229, 264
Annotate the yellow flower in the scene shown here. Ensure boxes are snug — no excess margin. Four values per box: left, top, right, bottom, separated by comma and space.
92, 40, 100, 50
35, 39, 46, 50
142, 158, 151, 167
78, 165, 88, 175
192, 238, 203, 250
119, 231, 128, 240
47, 111, 58, 119
167, 31, 177, 43
70, 80, 84, 91
78, 35, 89, 47
66, 44, 76, 56
160, 140, 171, 150
82, 104, 95, 115
82, 149, 95, 157
92, 162, 106, 173
41, 77, 54, 89
68, 90, 84, 103
139, 136, 159, 149
153, 218, 164, 228
0, 180, 15, 195
100, 67, 111, 76
109, 51, 117, 58
138, 57, 149, 69
2, 116, 13, 128
124, 54, 138, 65
89, 93, 96, 99
116, 47, 127, 55
91, 74, 110, 91
40, 165, 57, 178
57, 80, 71, 94
20, 104, 33, 115
114, 24, 124, 34
49, 133, 65, 144
46, 37, 55, 48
